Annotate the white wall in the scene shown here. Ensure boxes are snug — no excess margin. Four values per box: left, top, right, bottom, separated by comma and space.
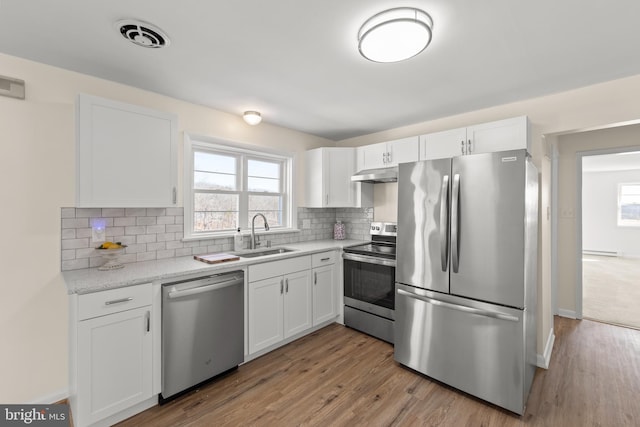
583, 169, 640, 257
338, 73, 640, 361
0, 52, 333, 403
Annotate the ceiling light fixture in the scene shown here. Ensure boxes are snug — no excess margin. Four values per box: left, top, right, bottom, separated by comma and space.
243, 111, 262, 125
358, 7, 433, 63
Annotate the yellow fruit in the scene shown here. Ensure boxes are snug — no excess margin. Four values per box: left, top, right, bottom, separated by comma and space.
100, 241, 115, 249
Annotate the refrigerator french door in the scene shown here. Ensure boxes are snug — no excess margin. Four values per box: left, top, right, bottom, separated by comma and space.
394, 149, 538, 415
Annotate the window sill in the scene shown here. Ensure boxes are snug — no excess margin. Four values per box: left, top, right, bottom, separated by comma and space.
182, 228, 301, 242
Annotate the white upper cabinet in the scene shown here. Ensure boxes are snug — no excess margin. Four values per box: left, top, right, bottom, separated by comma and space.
304, 147, 372, 208
419, 127, 467, 160
76, 94, 178, 207
420, 116, 529, 160
357, 136, 420, 170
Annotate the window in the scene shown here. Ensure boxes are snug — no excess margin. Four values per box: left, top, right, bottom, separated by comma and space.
618, 183, 640, 227
184, 134, 293, 238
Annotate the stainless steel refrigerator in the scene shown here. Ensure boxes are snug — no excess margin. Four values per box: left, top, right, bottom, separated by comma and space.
394, 149, 538, 415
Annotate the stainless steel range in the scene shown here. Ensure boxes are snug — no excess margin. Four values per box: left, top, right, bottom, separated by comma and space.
342, 221, 396, 343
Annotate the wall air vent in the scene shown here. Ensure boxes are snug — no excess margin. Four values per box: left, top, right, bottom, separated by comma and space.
0, 74, 25, 99
115, 19, 170, 48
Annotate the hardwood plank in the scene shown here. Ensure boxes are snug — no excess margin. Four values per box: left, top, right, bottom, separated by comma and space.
117, 317, 640, 426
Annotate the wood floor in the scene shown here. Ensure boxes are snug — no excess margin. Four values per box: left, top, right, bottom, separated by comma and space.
117, 317, 640, 426
583, 255, 640, 329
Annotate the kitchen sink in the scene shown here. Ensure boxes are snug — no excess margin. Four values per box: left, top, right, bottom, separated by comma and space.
235, 247, 296, 258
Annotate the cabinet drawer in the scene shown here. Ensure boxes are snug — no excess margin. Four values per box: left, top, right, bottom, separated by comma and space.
312, 251, 336, 267
78, 283, 152, 321
249, 256, 311, 282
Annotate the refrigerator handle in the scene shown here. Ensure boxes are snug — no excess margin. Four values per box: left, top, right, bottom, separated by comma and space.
451, 173, 460, 273
439, 174, 450, 271
397, 288, 519, 322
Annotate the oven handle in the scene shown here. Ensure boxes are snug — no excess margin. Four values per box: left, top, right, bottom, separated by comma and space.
342, 252, 396, 267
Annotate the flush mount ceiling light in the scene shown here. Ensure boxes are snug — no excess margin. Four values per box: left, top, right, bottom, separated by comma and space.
358, 7, 433, 63
243, 111, 262, 125
115, 19, 170, 48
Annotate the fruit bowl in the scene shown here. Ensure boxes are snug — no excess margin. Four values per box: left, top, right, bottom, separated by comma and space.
96, 245, 127, 271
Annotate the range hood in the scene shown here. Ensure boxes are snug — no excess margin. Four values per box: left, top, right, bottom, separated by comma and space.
351, 166, 398, 183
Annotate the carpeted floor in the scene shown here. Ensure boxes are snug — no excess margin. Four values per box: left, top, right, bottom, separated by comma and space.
583, 254, 640, 329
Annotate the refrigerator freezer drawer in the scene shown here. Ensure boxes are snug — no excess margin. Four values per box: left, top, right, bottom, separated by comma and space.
394, 283, 529, 414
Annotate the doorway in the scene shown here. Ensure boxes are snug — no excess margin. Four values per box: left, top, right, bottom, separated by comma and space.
580, 150, 640, 329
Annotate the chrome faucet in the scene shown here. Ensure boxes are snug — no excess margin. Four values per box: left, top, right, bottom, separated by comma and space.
251, 213, 270, 249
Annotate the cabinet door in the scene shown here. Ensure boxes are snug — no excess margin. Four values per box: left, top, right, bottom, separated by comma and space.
312, 264, 336, 325
420, 127, 467, 160
77, 306, 152, 426
283, 270, 312, 338
76, 94, 178, 207
467, 116, 528, 155
387, 136, 419, 166
359, 141, 388, 170
325, 148, 357, 207
303, 148, 324, 207
248, 277, 284, 354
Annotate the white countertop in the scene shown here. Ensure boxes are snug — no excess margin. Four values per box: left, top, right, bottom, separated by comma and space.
63, 239, 365, 294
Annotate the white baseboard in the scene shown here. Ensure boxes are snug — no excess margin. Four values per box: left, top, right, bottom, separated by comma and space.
536, 328, 555, 369
557, 309, 577, 319
29, 388, 69, 404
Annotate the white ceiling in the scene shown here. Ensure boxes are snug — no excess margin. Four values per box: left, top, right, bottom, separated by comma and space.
2, 1, 640, 141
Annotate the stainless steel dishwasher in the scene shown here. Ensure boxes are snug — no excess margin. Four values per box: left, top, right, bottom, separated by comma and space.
161, 270, 244, 402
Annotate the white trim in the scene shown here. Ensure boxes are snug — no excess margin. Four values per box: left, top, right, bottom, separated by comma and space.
576, 145, 640, 320
536, 327, 555, 369
183, 132, 296, 240
28, 388, 69, 404
557, 309, 577, 319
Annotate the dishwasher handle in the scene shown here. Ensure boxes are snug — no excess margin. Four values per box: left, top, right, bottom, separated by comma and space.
167, 277, 243, 299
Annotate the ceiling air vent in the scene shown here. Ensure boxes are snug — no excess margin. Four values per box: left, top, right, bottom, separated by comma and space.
116, 19, 170, 48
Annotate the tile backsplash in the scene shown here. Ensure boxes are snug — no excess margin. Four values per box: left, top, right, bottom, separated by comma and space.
61, 207, 373, 271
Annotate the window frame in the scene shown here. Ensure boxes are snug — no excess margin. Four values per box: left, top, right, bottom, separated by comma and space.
184, 133, 295, 240
617, 182, 640, 227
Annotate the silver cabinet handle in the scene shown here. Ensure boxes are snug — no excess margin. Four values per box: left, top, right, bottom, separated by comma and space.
314, 272, 317, 285
397, 288, 519, 322
386, 151, 392, 164
451, 173, 460, 273
439, 174, 450, 272
460, 140, 465, 155
467, 139, 472, 154
172, 187, 177, 204
105, 297, 133, 306
320, 257, 330, 262
285, 278, 289, 293
326, 194, 329, 205
280, 279, 284, 294
145, 310, 150, 332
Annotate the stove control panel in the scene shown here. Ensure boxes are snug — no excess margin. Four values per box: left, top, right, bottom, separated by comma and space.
370, 222, 397, 236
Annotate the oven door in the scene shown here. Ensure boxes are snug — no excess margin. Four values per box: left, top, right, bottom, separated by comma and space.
343, 253, 395, 320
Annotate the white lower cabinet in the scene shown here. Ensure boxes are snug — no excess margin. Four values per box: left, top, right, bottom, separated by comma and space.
70, 283, 157, 427
312, 252, 337, 326
248, 257, 312, 354
248, 252, 340, 356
